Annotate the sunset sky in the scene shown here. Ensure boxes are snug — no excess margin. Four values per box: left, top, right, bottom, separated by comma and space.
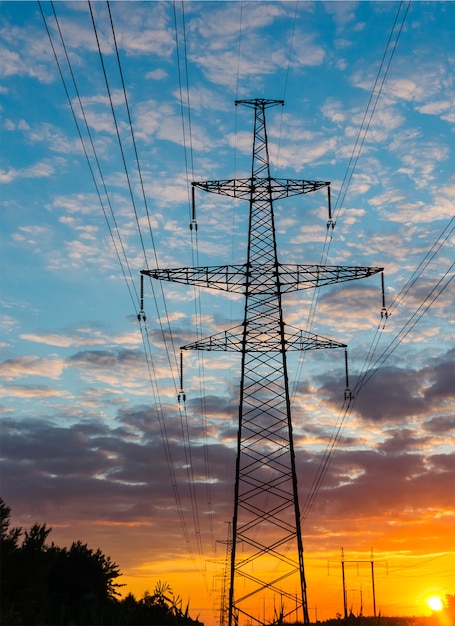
1, 1, 454, 623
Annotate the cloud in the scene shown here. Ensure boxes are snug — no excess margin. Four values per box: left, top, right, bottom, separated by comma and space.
0, 314, 18, 335
323, 1, 358, 29
11, 224, 53, 247
0, 39, 54, 83
0, 384, 70, 399
0, 159, 58, 183
0, 408, 233, 543
0, 355, 66, 381
418, 97, 455, 122
20, 327, 142, 349
145, 68, 167, 81
67, 348, 155, 393
316, 348, 455, 426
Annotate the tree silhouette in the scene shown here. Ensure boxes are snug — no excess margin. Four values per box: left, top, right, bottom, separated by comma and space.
445, 594, 455, 621
0, 498, 202, 625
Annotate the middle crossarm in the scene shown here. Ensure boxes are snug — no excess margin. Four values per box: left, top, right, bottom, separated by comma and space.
180, 325, 347, 352
141, 263, 383, 293
193, 178, 329, 199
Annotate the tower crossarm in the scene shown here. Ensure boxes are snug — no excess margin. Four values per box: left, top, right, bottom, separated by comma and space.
181, 325, 347, 353
280, 263, 383, 291
141, 263, 383, 294
193, 177, 329, 201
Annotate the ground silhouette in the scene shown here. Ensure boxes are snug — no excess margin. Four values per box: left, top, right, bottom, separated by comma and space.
0, 498, 202, 625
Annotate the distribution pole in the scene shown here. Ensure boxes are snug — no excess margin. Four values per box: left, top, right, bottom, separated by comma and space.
371, 549, 377, 617
341, 548, 348, 619
339, 548, 379, 618
142, 99, 383, 626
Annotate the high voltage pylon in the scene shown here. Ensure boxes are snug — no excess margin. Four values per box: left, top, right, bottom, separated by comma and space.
142, 98, 382, 626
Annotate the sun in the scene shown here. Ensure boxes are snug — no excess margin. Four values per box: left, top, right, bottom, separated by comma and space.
427, 595, 444, 612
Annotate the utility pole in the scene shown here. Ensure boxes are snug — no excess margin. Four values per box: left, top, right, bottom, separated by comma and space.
341, 547, 348, 619
339, 547, 380, 618
371, 548, 376, 618
142, 98, 382, 626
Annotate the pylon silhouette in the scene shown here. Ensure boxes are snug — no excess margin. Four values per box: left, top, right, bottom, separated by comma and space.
142, 98, 382, 626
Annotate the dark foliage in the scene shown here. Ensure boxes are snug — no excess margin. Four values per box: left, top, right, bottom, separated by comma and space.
0, 498, 203, 625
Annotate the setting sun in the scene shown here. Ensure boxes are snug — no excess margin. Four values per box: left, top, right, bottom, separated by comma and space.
427, 595, 444, 612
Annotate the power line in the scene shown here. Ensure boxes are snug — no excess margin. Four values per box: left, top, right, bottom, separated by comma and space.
301, 259, 454, 520
88, 0, 150, 267
331, 0, 411, 225
41, 0, 207, 577
354, 262, 454, 395
388, 216, 454, 317
105, 0, 211, 576
295, 1, 429, 516
40, 1, 138, 313
172, 0, 215, 558
292, 3, 411, 410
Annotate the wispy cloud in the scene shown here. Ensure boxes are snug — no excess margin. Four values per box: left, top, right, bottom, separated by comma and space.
0, 355, 66, 381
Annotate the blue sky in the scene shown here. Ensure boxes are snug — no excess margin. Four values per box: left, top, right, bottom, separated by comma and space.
1, 1, 454, 622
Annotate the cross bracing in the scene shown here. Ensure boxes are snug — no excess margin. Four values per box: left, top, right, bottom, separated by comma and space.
143, 264, 382, 295
192, 178, 330, 200
143, 98, 382, 626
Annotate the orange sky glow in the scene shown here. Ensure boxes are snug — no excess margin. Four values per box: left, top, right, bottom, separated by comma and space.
35, 510, 454, 625
2, 2, 454, 625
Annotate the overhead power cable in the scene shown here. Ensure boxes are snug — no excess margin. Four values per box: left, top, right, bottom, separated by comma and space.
297, 0, 455, 523
42, 0, 206, 574
331, 0, 411, 227
106, 0, 183, 393
104, 0, 211, 574
172, 0, 214, 561
387, 216, 454, 317
292, 2, 411, 409
357, 216, 454, 382
275, 0, 299, 176
301, 259, 454, 520
354, 262, 454, 395
40, 1, 138, 313
90, 0, 184, 430
138, 318, 196, 559
106, 1, 159, 263
87, 1, 150, 266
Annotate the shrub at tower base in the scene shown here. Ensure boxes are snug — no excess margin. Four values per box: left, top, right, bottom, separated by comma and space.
0, 498, 203, 626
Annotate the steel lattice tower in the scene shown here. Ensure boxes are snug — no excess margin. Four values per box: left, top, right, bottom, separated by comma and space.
142, 98, 382, 626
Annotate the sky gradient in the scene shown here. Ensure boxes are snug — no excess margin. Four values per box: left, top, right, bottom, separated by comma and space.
1, 1, 454, 623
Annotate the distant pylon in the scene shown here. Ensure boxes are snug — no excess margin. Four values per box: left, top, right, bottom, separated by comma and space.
216, 522, 232, 626
142, 98, 382, 626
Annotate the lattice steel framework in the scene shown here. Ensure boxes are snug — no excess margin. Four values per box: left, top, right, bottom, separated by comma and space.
142, 99, 382, 626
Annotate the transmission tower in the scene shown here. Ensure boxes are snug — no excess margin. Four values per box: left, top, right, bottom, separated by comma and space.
142, 98, 382, 626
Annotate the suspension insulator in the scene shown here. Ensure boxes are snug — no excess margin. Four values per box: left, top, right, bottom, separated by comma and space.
178, 352, 186, 402
327, 185, 332, 220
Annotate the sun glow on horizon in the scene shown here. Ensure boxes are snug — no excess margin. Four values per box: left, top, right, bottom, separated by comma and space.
427, 595, 444, 612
